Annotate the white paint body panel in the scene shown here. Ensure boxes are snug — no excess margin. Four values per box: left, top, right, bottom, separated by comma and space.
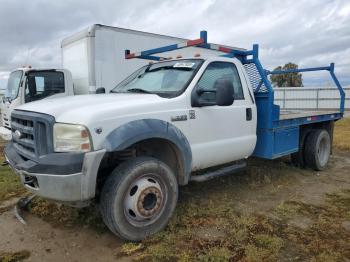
16, 57, 257, 171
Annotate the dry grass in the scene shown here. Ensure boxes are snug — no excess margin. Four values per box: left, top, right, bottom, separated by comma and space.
119, 210, 284, 261
117, 188, 350, 261
334, 117, 350, 151
0, 250, 31, 262
0, 156, 26, 202
278, 190, 350, 261
28, 197, 107, 232
0, 139, 27, 203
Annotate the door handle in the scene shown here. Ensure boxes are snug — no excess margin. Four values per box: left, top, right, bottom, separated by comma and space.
246, 108, 252, 121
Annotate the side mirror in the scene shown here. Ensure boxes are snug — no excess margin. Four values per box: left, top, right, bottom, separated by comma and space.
191, 79, 234, 107
191, 86, 215, 107
96, 87, 106, 94
215, 79, 234, 106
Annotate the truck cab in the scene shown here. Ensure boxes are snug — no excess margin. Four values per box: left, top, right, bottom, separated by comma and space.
0, 68, 73, 138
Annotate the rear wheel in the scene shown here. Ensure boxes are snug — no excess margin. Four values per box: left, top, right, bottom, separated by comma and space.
100, 157, 178, 241
304, 129, 331, 171
291, 132, 310, 168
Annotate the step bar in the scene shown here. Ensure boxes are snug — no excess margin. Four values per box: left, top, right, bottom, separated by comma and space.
190, 161, 246, 182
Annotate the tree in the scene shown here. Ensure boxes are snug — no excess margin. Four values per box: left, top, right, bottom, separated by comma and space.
270, 62, 303, 87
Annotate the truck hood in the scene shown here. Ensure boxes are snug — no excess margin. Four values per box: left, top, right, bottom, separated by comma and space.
15, 93, 171, 124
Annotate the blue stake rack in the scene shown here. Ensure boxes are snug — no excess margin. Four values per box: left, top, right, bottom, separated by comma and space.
125, 31, 345, 159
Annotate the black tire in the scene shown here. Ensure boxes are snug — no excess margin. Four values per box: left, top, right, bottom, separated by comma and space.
100, 157, 178, 241
291, 132, 310, 168
304, 129, 331, 171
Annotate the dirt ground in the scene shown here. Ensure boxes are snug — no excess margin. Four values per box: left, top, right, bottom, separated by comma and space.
0, 119, 350, 261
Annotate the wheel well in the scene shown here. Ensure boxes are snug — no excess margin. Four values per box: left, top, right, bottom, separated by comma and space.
96, 138, 186, 194
130, 138, 185, 185
299, 120, 334, 152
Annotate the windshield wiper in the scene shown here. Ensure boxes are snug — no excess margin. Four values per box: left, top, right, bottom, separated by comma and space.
126, 88, 153, 94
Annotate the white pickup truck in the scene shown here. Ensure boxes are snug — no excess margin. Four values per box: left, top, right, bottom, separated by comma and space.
4, 31, 345, 241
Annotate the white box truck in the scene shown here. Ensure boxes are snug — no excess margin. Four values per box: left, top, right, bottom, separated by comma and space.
1, 24, 235, 139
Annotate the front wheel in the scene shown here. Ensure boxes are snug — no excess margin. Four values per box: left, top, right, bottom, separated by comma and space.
100, 157, 178, 241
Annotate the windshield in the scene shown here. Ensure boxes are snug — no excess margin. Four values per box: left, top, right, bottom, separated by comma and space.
5, 70, 23, 100
25, 71, 65, 103
112, 59, 203, 98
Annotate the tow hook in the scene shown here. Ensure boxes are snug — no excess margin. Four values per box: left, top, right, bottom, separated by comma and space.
13, 194, 37, 225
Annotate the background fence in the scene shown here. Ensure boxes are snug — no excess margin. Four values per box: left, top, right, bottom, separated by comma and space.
274, 86, 350, 111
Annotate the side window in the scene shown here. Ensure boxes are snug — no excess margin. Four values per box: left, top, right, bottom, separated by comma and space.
196, 62, 244, 102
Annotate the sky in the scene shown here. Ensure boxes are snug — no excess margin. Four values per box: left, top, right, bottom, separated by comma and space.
0, 0, 349, 88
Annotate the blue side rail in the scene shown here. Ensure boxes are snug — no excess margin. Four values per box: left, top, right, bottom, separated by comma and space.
265, 64, 345, 114
124, 30, 345, 159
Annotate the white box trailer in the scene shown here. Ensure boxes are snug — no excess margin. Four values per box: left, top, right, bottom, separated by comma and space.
62, 24, 186, 94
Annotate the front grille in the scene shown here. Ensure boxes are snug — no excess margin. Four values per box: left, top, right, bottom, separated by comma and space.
11, 110, 55, 160
12, 117, 36, 156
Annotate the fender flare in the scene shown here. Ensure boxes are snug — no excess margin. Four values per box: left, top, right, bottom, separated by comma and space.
103, 119, 192, 184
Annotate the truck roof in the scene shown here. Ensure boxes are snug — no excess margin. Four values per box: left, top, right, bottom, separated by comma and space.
13, 68, 64, 73
61, 24, 246, 52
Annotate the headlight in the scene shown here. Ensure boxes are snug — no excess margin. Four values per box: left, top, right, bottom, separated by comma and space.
53, 123, 92, 152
